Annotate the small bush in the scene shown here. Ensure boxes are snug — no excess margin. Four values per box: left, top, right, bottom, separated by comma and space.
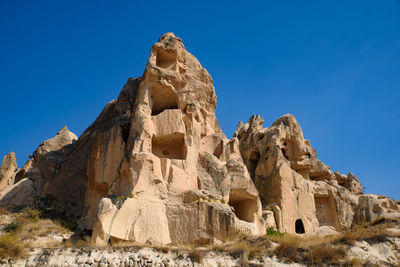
38, 194, 57, 208
4, 221, 22, 233
26, 208, 41, 222
266, 227, 284, 236
239, 233, 248, 239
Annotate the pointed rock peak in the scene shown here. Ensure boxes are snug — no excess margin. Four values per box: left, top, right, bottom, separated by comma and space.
57, 125, 78, 141
58, 125, 69, 134
247, 114, 264, 132
0, 152, 17, 170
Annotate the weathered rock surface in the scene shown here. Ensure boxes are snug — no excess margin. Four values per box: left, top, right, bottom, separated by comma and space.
0, 152, 17, 191
0, 126, 78, 211
87, 32, 265, 246
0, 178, 36, 209
0, 32, 399, 250
235, 113, 399, 234
34, 125, 77, 182
354, 194, 400, 225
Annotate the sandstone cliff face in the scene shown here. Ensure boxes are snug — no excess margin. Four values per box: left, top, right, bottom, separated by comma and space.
0, 32, 399, 246
85, 33, 265, 246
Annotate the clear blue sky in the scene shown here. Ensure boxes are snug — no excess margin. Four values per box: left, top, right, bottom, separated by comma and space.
1, 1, 399, 200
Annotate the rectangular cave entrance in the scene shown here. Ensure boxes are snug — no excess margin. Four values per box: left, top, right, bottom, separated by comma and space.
228, 189, 258, 223
152, 133, 187, 160
314, 195, 339, 229
150, 84, 179, 116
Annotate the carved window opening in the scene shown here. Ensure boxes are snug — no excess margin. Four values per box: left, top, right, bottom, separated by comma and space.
228, 190, 257, 223
150, 85, 179, 116
295, 219, 305, 234
155, 48, 177, 69
247, 150, 260, 179
213, 141, 224, 158
152, 133, 186, 160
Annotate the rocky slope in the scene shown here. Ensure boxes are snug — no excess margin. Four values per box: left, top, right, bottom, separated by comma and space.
0, 32, 399, 265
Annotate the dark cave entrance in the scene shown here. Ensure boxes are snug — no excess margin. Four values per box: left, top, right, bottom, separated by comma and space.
295, 219, 305, 234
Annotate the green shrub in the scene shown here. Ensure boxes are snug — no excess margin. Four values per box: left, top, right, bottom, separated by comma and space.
266, 227, 284, 236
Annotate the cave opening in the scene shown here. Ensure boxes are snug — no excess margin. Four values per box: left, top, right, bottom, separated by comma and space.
155, 48, 177, 69
295, 219, 305, 234
121, 123, 130, 144
228, 190, 258, 223
247, 150, 260, 180
150, 85, 179, 116
152, 133, 186, 160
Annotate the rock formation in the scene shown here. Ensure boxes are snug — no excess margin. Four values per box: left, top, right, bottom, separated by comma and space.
0, 32, 399, 246
0, 152, 17, 191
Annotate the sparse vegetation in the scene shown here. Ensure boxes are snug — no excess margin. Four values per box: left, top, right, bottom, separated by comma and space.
0, 208, 72, 260
0, 208, 398, 264
4, 221, 22, 233
0, 233, 26, 260
269, 217, 400, 265
266, 227, 284, 236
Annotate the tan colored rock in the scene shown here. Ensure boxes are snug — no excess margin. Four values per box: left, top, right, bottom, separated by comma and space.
334, 171, 362, 194
3, 32, 395, 247
354, 194, 400, 225
0, 152, 17, 191
0, 178, 36, 209
237, 114, 320, 233
14, 158, 43, 190
85, 33, 266, 245
34, 125, 77, 182
235, 113, 372, 234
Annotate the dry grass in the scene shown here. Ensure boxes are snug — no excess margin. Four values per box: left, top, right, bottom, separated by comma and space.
0, 208, 9, 216
0, 208, 72, 260
270, 217, 400, 265
0, 233, 27, 260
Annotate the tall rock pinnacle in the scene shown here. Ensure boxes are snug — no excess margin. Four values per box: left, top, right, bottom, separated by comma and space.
85, 33, 265, 246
